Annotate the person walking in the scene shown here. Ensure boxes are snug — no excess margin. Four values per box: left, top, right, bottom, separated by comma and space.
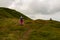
20, 16, 24, 25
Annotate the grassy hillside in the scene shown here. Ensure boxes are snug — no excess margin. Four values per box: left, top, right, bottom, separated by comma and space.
28, 19, 60, 40
0, 7, 60, 40
0, 7, 31, 20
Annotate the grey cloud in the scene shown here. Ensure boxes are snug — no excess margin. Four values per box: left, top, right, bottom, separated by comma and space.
0, 0, 14, 7
29, 0, 60, 15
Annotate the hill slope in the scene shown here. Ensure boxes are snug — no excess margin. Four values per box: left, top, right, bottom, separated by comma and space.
0, 7, 60, 40
28, 19, 60, 40
0, 7, 31, 20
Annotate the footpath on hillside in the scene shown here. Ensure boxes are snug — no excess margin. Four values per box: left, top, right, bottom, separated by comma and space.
20, 24, 32, 40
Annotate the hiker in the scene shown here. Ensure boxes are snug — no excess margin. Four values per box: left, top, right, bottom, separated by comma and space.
50, 18, 52, 21
20, 16, 24, 25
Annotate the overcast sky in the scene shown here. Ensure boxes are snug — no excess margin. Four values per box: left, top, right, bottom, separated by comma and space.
0, 0, 60, 21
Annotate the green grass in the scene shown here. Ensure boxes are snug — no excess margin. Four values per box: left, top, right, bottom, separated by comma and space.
0, 7, 31, 20
28, 20, 60, 40
0, 7, 60, 40
0, 18, 30, 40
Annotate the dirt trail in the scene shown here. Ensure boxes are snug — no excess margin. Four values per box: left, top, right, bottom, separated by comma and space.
21, 25, 32, 40
22, 29, 32, 40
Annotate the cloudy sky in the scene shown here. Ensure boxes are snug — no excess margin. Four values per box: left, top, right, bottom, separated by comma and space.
0, 0, 60, 21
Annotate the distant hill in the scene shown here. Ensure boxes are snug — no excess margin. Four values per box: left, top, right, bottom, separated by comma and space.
0, 7, 31, 20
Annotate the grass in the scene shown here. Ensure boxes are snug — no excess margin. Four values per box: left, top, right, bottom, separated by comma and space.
0, 7, 31, 20
28, 20, 60, 40
0, 18, 30, 40
0, 7, 60, 40
0, 18, 60, 40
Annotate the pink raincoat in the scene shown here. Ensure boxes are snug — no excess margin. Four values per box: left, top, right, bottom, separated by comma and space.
20, 16, 24, 25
